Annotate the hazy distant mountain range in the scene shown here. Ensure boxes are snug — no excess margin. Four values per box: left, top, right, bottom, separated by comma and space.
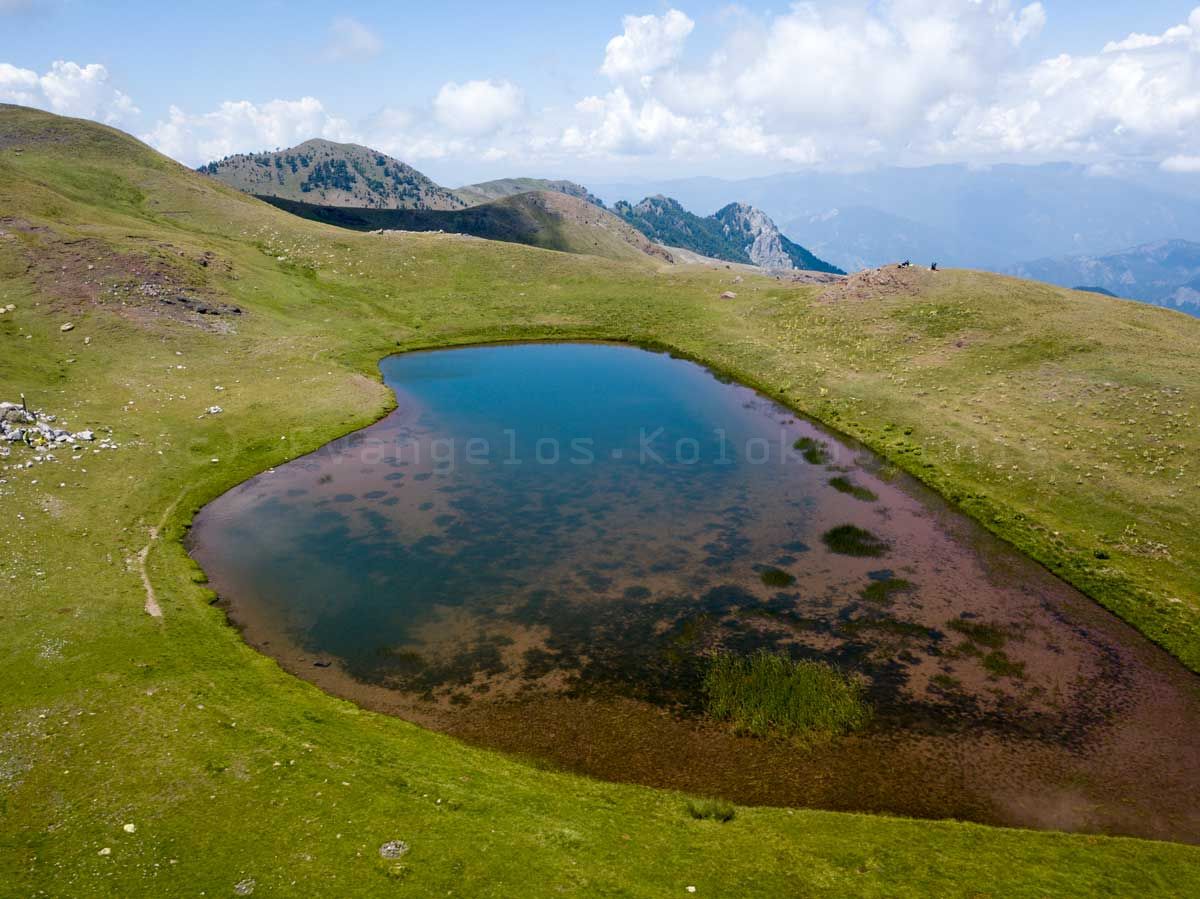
202, 143, 1200, 310
1007, 240, 1200, 316
590, 163, 1200, 273
201, 141, 836, 272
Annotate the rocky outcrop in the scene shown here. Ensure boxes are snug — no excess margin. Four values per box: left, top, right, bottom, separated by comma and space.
1, 401, 114, 467
712, 203, 844, 274
614, 196, 844, 274
714, 203, 793, 269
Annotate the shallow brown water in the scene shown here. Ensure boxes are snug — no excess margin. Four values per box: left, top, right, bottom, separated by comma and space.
189, 343, 1200, 843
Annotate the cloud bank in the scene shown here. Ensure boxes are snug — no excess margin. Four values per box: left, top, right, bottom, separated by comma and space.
6, 4, 1200, 176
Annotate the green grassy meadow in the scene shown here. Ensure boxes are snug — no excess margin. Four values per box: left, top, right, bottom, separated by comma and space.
3, 104, 1200, 895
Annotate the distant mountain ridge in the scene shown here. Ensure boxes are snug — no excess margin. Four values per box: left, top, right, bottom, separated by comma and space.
455, 178, 603, 208
257, 190, 670, 264
201, 141, 839, 274
590, 163, 1200, 273
613, 195, 843, 274
200, 139, 466, 210
1007, 239, 1200, 317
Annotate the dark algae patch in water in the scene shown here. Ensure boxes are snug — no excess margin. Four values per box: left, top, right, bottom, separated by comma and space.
191, 343, 1200, 844
822, 524, 890, 557
829, 476, 878, 502
759, 567, 796, 588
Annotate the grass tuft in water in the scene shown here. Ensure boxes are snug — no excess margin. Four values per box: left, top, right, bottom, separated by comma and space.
760, 567, 796, 588
982, 650, 1026, 679
822, 525, 890, 557
860, 577, 914, 605
829, 476, 879, 502
948, 619, 1006, 649
793, 436, 832, 465
685, 797, 737, 822
703, 650, 871, 741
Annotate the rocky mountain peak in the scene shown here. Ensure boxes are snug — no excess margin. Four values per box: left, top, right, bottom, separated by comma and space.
713, 202, 794, 270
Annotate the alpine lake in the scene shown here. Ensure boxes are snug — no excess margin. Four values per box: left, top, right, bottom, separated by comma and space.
190, 343, 1200, 843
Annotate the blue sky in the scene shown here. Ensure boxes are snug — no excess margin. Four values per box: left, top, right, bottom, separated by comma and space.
4, 1, 1200, 184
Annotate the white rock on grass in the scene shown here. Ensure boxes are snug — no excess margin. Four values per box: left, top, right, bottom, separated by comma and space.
379, 840, 409, 859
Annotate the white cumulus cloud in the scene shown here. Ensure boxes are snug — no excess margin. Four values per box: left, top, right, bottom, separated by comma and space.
142, 97, 353, 166
563, 2, 1200, 170
601, 9, 694, 80
0, 60, 138, 124
433, 80, 523, 136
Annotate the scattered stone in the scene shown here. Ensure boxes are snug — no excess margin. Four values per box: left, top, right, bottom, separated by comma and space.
313, 660, 331, 668
123, 823, 136, 833
0, 403, 108, 458
60, 322, 74, 332
233, 878, 256, 895
720, 291, 737, 300
379, 840, 409, 859
83, 336, 92, 346
98, 847, 111, 857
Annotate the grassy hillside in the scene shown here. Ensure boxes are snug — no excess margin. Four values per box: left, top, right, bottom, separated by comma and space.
454, 177, 603, 207
258, 190, 670, 263
3, 102, 1200, 896
200, 138, 466, 210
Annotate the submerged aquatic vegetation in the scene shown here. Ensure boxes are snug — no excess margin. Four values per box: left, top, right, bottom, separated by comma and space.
948, 619, 1007, 649
822, 525, 890, 558
760, 567, 796, 588
703, 650, 871, 740
829, 476, 878, 502
982, 650, 1026, 679
860, 577, 914, 605
793, 436, 832, 465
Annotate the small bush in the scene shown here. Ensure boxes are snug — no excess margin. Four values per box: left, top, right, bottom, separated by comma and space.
822, 525, 889, 557
760, 567, 796, 588
829, 476, 878, 502
793, 437, 831, 465
685, 797, 736, 822
703, 650, 871, 740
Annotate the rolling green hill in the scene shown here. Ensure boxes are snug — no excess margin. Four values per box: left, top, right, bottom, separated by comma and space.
3, 103, 1200, 896
199, 138, 466, 210
259, 189, 671, 263
454, 177, 603, 208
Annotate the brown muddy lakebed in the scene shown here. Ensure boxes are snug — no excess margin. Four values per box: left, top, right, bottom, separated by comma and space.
189, 343, 1200, 842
